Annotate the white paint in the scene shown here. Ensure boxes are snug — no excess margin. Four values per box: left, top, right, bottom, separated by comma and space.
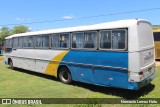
5, 49, 65, 74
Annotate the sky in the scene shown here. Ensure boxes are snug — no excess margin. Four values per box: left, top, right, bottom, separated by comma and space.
0, 0, 160, 31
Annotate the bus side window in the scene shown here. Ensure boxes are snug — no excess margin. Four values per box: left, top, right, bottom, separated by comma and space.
42, 35, 49, 48
72, 32, 84, 49
23, 37, 29, 47
13, 37, 19, 48
5, 39, 12, 53
51, 34, 60, 48
112, 30, 126, 49
18, 37, 23, 48
36, 35, 49, 48
28, 36, 35, 47
60, 33, 70, 48
84, 32, 97, 49
100, 31, 112, 49
6, 39, 12, 48
100, 30, 126, 50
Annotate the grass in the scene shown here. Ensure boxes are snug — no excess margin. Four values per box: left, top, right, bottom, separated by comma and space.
0, 55, 160, 107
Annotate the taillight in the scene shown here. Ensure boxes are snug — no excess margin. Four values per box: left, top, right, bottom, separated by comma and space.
130, 79, 134, 82
139, 71, 143, 75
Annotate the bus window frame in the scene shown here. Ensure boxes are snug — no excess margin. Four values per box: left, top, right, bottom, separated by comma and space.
22, 35, 36, 49
99, 29, 128, 51
5, 38, 13, 48
18, 36, 23, 48
71, 31, 98, 50
50, 33, 71, 50
12, 37, 19, 49
35, 34, 50, 49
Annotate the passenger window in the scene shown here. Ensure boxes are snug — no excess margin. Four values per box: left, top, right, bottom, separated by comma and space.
23, 37, 29, 47
13, 37, 19, 48
51, 33, 70, 48
9, 39, 12, 48
72, 32, 97, 49
42, 35, 49, 48
112, 30, 126, 49
60, 34, 70, 48
84, 32, 97, 48
51, 34, 60, 48
100, 31, 111, 49
36, 36, 42, 47
72, 32, 84, 48
28, 36, 35, 47
6, 39, 12, 48
36, 35, 49, 48
18, 37, 23, 48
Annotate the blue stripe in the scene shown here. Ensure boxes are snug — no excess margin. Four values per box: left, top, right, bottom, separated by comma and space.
61, 50, 129, 89
62, 50, 128, 68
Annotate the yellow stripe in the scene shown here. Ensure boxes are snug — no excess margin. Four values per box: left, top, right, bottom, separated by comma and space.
45, 51, 69, 77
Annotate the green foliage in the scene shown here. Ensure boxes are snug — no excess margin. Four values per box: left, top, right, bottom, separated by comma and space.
11, 25, 30, 34
0, 27, 11, 43
0, 25, 30, 45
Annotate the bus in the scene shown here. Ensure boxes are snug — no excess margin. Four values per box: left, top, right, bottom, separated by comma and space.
153, 29, 160, 59
4, 19, 155, 90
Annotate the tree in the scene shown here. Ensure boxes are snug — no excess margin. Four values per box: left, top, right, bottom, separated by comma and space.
0, 25, 30, 45
0, 27, 11, 44
11, 25, 30, 34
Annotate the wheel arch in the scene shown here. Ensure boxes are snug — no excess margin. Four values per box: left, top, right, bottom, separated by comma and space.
8, 58, 12, 65
57, 64, 72, 79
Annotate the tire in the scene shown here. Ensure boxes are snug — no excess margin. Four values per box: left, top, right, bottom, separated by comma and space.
58, 67, 72, 84
9, 60, 14, 70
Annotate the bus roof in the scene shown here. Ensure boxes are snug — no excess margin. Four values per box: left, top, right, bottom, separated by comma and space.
5, 19, 150, 39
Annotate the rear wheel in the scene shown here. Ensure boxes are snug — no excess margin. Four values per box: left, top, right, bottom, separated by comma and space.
9, 60, 14, 70
58, 67, 72, 84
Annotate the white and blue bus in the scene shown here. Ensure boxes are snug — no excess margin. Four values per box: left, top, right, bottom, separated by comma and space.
4, 19, 155, 90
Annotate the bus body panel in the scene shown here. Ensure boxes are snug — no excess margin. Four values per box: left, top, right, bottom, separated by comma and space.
61, 51, 128, 88
5, 49, 67, 76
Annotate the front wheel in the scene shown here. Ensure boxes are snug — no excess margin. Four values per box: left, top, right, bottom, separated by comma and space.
58, 67, 72, 84
9, 60, 14, 70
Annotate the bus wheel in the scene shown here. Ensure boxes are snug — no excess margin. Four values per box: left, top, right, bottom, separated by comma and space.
58, 67, 72, 84
9, 60, 14, 70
